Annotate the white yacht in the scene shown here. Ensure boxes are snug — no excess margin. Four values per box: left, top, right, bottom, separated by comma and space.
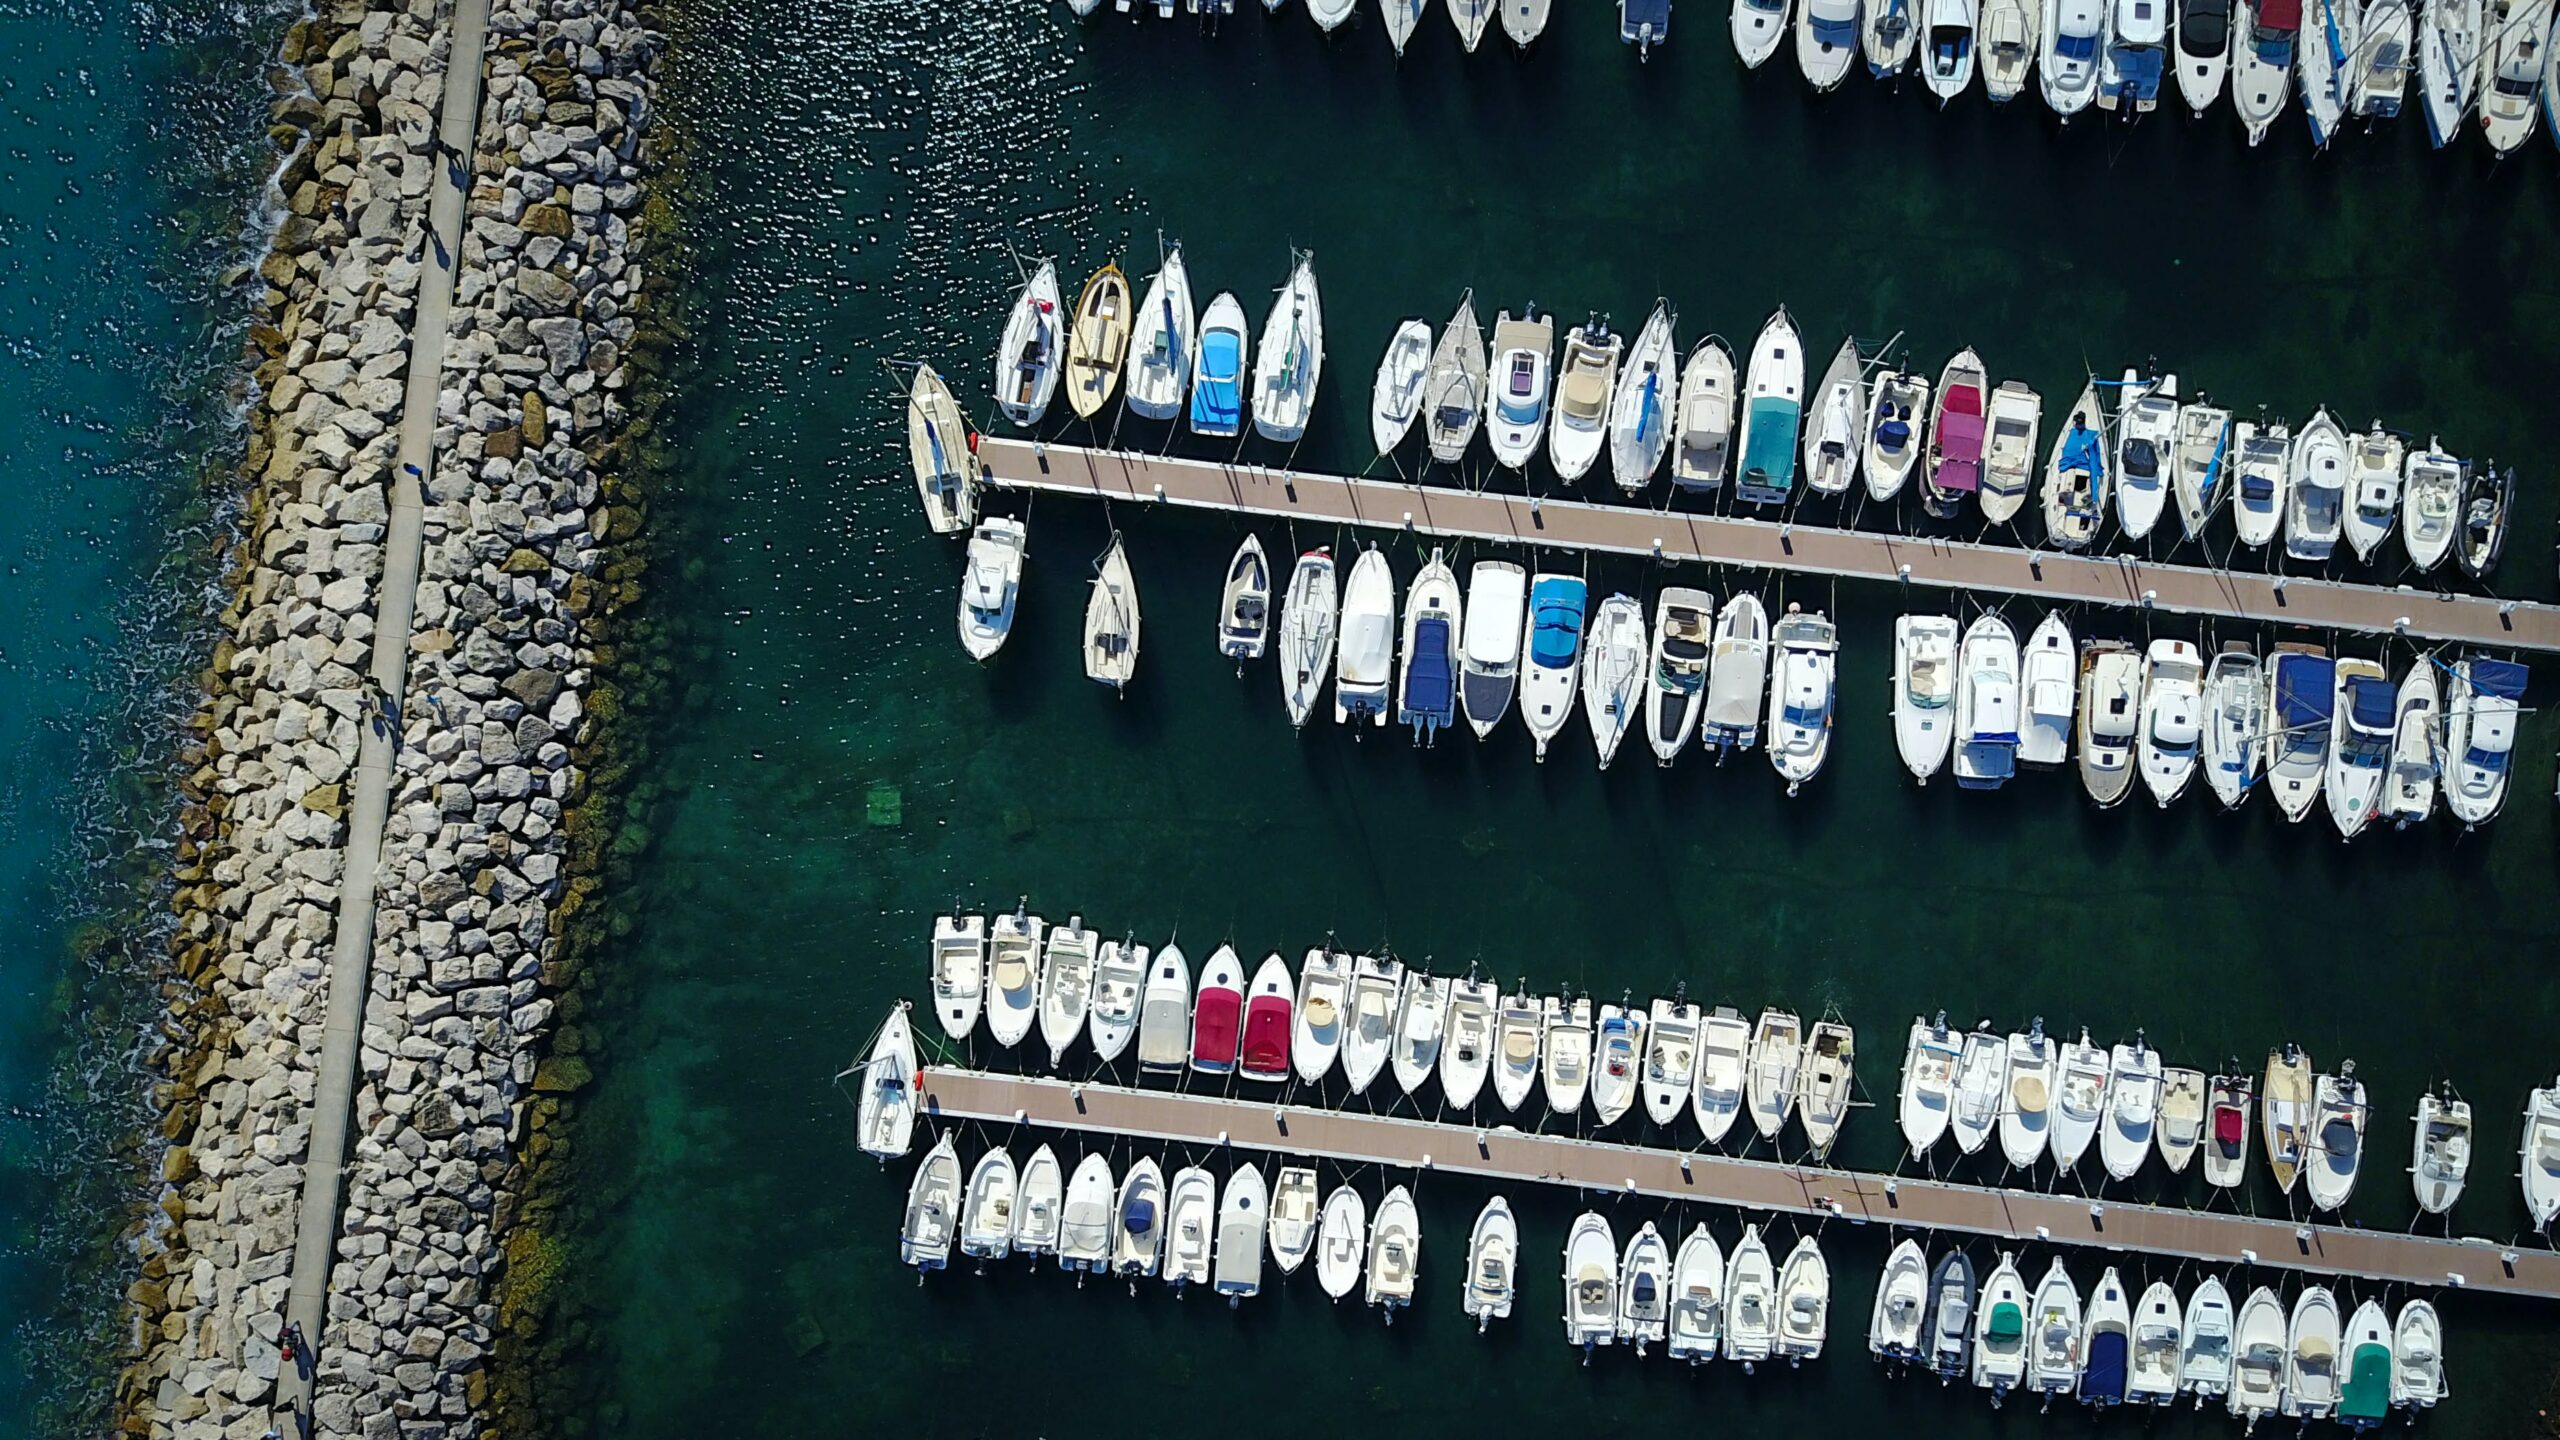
1982, 379, 2042, 525
1237, 952, 1294, 1085
854, 1003, 919, 1161
2129, 1281, 2183, 1406
907, 363, 979, 535
957, 516, 1028, 662
2327, 655, 2392, 838
2178, 0, 2237, 108
1316, 1183, 1365, 1301
1618, 1223, 1672, 1354
1646, 587, 1715, 763
1267, 1166, 1318, 1276
1012, 1145, 1064, 1262
1485, 307, 1556, 472
2442, 656, 2523, 827
1544, 994, 1596, 1116
1748, 1007, 1803, 1141
901, 1133, 962, 1271
2111, 372, 2178, 539
1954, 613, 2023, 789
2306, 1061, 2368, 1211
1340, 954, 1405, 1094
1548, 318, 1622, 483
1460, 560, 1528, 739
2229, 1286, 2288, 1426
1036, 916, 1098, 1066
1581, 592, 1648, 770
1390, 972, 1453, 1096
2411, 1085, 2472, 1215
1212, 1163, 1266, 1304
1776, 1236, 1831, 1366
2182, 1277, 2237, 1405
2265, 644, 2333, 822
2079, 1268, 2133, 1407
1868, 0, 1923, 73
2076, 640, 2143, 809
1293, 947, 1350, 1085
1440, 973, 1499, 1108
2391, 1299, 2445, 1411
2019, 612, 2075, 767
2230, 418, 2290, 548
1668, 1224, 1726, 1362
1734, 0, 1797, 66
2202, 643, 2266, 808
2044, 0, 2109, 111
2286, 408, 2349, 562
1397, 550, 1462, 745
1610, 302, 1680, 491
1111, 1157, 1166, 1279
983, 907, 1043, 1049
1163, 1166, 1217, 1291
2051, 1028, 2111, 1171
1520, 574, 1588, 761
1767, 605, 1840, 795
1702, 591, 1772, 757
1892, 614, 1960, 784
1592, 1000, 1646, 1128
1250, 252, 1323, 444
2171, 398, 2233, 540
1972, 1252, 2030, 1399
1365, 1186, 1420, 1319
1863, 364, 1930, 502
2101, 1035, 2163, 1181
1135, 943, 1191, 1075
1086, 936, 1147, 1065
1802, 337, 1865, 496
1334, 546, 1395, 728
1123, 246, 1195, 421
2343, 424, 2405, 560
2524, 1074, 2560, 1227
993, 259, 1062, 427
1492, 987, 1546, 1112
2098, 0, 2172, 108
1899, 1012, 1963, 1158
1190, 947, 1242, 1077
1950, 1022, 2009, 1155
2401, 442, 2463, 571
1724, 1224, 1779, 1370
1276, 547, 1337, 731
2028, 1258, 2084, 1401
1057, 1153, 1114, 1276
1737, 309, 1807, 507
1924, 0, 1986, 95
2136, 638, 2204, 806
1369, 318, 1431, 457
928, 914, 985, 1041
1643, 995, 1702, 1127
1564, 1212, 1620, 1357
1694, 1006, 1753, 1142
2285, 1286, 2343, 1422
2001, 1019, 2057, 1168
1672, 336, 1738, 490
2476, 0, 2552, 154
1798, 1019, 1857, 1157
2232, 0, 2303, 143
1872, 1240, 1931, 1363
1804, 0, 1869, 81
1463, 1196, 1519, 1330
2341, 1299, 2396, 1429
1217, 534, 1271, 665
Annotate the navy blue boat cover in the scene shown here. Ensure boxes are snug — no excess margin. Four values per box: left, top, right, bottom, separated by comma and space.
1124, 1195, 1156, 1234
2347, 676, 2394, 729
2274, 656, 2335, 728
1408, 617, 1455, 717
1622, 0, 1670, 32
2083, 1329, 2128, 1402
2473, 658, 2527, 699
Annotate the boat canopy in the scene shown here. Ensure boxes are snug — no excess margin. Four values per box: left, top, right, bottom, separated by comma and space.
2084, 1328, 2129, 1399
1191, 988, 1241, 1065
2180, 0, 2231, 47
1190, 332, 1243, 431
1528, 579, 1588, 668
2257, 0, 2300, 28
1621, 0, 1671, 34
1240, 996, 1289, 1075
1124, 1194, 1157, 1235
1740, 397, 1802, 501
2346, 676, 2394, 730
2472, 658, 2527, 700
2059, 422, 2105, 480
2273, 656, 2335, 729
1463, 569, 1528, 667
1989, 1301, 2025, 1342
1407, 617, 1456, 717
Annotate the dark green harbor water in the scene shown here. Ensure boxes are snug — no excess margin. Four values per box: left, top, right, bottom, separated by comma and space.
458, 1, 2560, 1436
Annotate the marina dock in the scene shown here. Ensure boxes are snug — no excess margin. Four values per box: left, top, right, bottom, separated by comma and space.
920, 1066, 2560, 1302
978, 438, 2560, 654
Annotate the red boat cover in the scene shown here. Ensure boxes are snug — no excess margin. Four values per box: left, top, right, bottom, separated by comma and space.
2213, 1104, 2245, 1146
1240, 996, 1292, 1077
1191, 987, 1242, 1067
2259, 0, 2300, 27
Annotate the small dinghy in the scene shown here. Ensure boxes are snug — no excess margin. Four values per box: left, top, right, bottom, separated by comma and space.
2344, 423, 2405, 561
2285, 1286, 2344, 1422
2455, 460, 2514, 580
1492, 988, 1546, 1112
1871, 1239, 1931, 1364
1548, 318, 1621, 484
1801, 337, 1864, 498
2400, 442, 2463, 571
1251, 253, 1324, 444
2262, 1042, 2315, 1194
1341, 954, 1406, 1094
1702, 592, 1771, 757
2137, 639, 2206, 808
2203, 643, 2266, 809
2077, 1268, 2131, 1408
1668, 1224, 1726, 1362
1037, 916, 1099, 1066
2018, 612, 2074, 768
2412, 1085, 2472, 1214
985, 908, 1043, 1049
1081, 536, 1141, 693
2526, 1074, 2560, 1227
2028, 1258, 2084, 1402
1543, 994, 1596, 1116
1980, 0, 2043, 98
1188, 292, 1248, 439
1520, 574, 1588, 761
1212, 1163, 1267, 1305
1124, 246, 1194, 422
1112, 1157, 1166, 1279
2285, 408, 2349, 562
1391, 972, 1453, 1096
2204, 1070, 2253, 1189
2306, 1060, 2368, 1211
1426, 292, 1489, 465
1646, 588, 1715, 764
957, 517, 1028, 662
1064, 264, 1131, 421
2341, 1299, 2396, 1431
1087, 937, 1147, 1065
2327, 656, 2393, 838
1982, 380, 2041, 525
1440, 973, 1499, 1108
2158, 1066, 2207, 1173
1267, 1165, 1319, 1276
1922, 349, 1988, 520
928, 914, 985, 1041
2264, 644, 2333, 823
1135, 943, 1191, 1075
2391, 1300, 2446, 1411
1673, 336, 1738, 490
1334, 546, 1396, 728
1953, 614, 2022, 790
1926, 1249, 1978, 1381
1893, 614, 1960, 784
2050, 1028, 2111, 1172
854, 1003, 920, 1160
1864, 364, 1931, 502
1950, 1022, 2008, 1155
1316, 1184, 1367, 1301
2444, 657, 2524, 827
1618, 1223, 1672, 1355
1486, 307, 1556, 473
1276, 547, 1338, 731
1767, 606, 1839, 795
1217, 534, 1271, 665
1564, 1213, 1620, 1358
2112, 370, 2179, 540
1609, 303, 1679, 491
1776, 1236, 1830, 1366
1464, 1197, 1520, 1331
993, 260, 1062, 427
1237, 952, 1294, 1084
2177, 0, 2236, 108
1899, 1012, 1963, 1158
1694, 1006, 1753, 1142
1294, 947, 1351, 1085
2001, 1019, 2057, 1168
1460, 561, 1528, 739
1972, 1252, 2030, 1400
1163, 1165, 1217, 1291
1724, 1224, 1779, 1370
2171, 398, 2233, 540
1591, 1001, 1646, 1127
1187, 946, 1244, 1077
2076, 640, 2142, 809
1797, 1018, 1856, 1157
1013, 1145, 1064, 1261
901, 1134, 962, 1271
1581, 593, 1648, 771
1370, 319, 1432, 456
907, 363, 979, 535
2039, 385, 2106, 549
2229, 1286, 2288, 1426
2182, 1277, 2237, 1405
1366, 1187, 1419, 1319
1748, 1007, 1803, 1141
1057, 1153, 1114, 1276
1737, 310, 1807, 507
1397, 552, 1462, 746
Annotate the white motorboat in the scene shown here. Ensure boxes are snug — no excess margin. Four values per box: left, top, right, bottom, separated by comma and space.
1520, 574, 1588, 761
2286, 408, 2348, 562
1646, 587, 1715, 763
1267, 1165, 1318, 1276
1926, 1249, 1978, 1381
901, 1134, 962, 1271
2284, 1286, 2343, 1422
2171, 398, 2233, 540
1334, 546, 1395, 728
1112, 1157, 1166, 1278
1544, 994, 1596, 1116
2306, 1062, 2367, 1211
2454, 459, 2511, 578
1292, 947, 1350, 1085
1610, 302, 1679, 491
1872, 1239, 1930, 1363
2343, 424, 2404, 560
1735, 0, 1797, 67
2475, 0, 2552, 154
1922, 348, 1988, 520
1982, 379, 2042, 525
1341, 954, 1406, 1094
1581, 592, 1648, 770
2178, 0, 2237, 107
1701, 591, 1771, 757
1216, 534, 1272, 666
2327, 655, 2392, 838
2040, 384, 2106, 549
1397, 550, 1462, 745
2202, 643, 2265, 808
2299, 0, 2353, 141
1463, 1197, 1520, 1331
1057, 1152, 1114, 1275
1672, 336, 1738, 490
957, 517, 1028, 662
1188, 945, 1243, 1077
928, 914, 985, 1041
1370, 318, 1431, 456
1087, 937, 1147, 1064
2076, 1271, 2133, 1409
1802, 337, 1865, 497
1950, 1022, 2008, 1155
1954, 614, 2022, 790
2231, 0, 2302, 141
1164, 1165, 1217, 1290
2043, 0, 2108, 111
1982, 0, 2046, 97
1803, 0, 1867, 82
1776, 1236, 1830, 1366
1425, 293, 1489, 465
2391, 1300, 2446, 1411
1492, 987, 1546, 1112
1618, 1222, 1671, 1353
1767, 605, 1839, 795
1868, 0, 1923, 72
1973, 1252, 2030, 1399
1748, 1008, 1803, 1141
1548, 318, 1621, 483
2401, 442, 2462, 571
1081, 535, 1140, 692
984, 908, 1043, 1049
2411, 1085, 2471, 1215
2158, 1067, 2207, 1173
1037, 915, 1099, 1066
1564, 1212, 1620, 1357
1591, 1001, 1645, 1127
1904, 609, 1955, 778
1212, 1162, 1267, 1304
2264, 1042, 2315, 1195
993, 259, 1062, 427
1863, 364, 1930, 502
1924, 0, 1985, 96
1459, 561, 1527, 739
1124, 246, 1195, 421
1667, 1224, 1726, 1362
2019, 612, 2074, 768
2230, 419, 2290, 548
1237, 952, 1295, 1084
2264, 643, 2332, 822
1724, 1224, 1778, 1370
2205, 1070, 2252, 1189
1441, 973, 1499, 1108
2001, 1019, 2057, 1168
1736, 308, 1807, 507
2051, 1028, 2111, 1172
1316, 1183, 1366, 1301
2113, 370, 2178, 540
907, 363, 979, 535
2028, 1258, 2083, 1400
2443, 656, 2523, 826
1189, 291, 1249, 439
1485, 307, 1555, 472
1135, 943, 1192, 1074
1797, 1018, 1856, 1157
1365, 1186, 1420, 1319
2077, 640, 2142, 809
2136, 638, 2204, 807
1274, 547, 1340, 731
2341, 1300, 2396, 1429
1694, 1006, 1753, 1142
1390, 972, 1453, 1096
2101, 1035, 2163, 1182
2182, 1277, 2236, 1404
1013, 1145, 1064, 1260
1643, 995, 1702, 1127
854, 1003, 919, 1161
1899, 1012, 1963, 1158
1250, 253, 1323, 444
2229, 1286, 2288, 1425
2523, 1074, 2560, 1226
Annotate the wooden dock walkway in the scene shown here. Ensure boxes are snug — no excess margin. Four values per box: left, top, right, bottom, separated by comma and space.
921, 1067, 2560, 1301
977, 438, 2560, 654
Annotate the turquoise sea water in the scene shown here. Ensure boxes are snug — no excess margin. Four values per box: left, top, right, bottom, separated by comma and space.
0, 0, 289, 1430
539, 1, 2560, 1437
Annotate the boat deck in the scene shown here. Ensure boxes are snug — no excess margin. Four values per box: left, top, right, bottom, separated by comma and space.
976, 438, 2560, 653
921, 1067, 2560, 1300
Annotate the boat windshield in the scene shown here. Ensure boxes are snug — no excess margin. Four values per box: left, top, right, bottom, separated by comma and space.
2058, 29, 2100, 56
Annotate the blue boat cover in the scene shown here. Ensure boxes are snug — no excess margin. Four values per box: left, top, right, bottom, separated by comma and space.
2057, 29, 2100, 57
2473, 658, 2527, 699
1877, 417, 1913, 452
1407, 617, 1455, 718
2347, 676, 2394, 729
2274, 656, 2335, 728
1621, 0, 1670, 36
2059, 422, 2106, 479
1124, 1195, 1156, 1234
2083, 1329, 2128, 1401
1740, 397, 1801, 500
1529, 579, 1588, 669
1189, 331, 1242, 432
2113, 43, 2164, 97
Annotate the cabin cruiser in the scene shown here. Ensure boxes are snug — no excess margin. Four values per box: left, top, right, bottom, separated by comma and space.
1333, 547, 1396, 728
1737, 309, 1807, 507
2079, 1268, 2131, 1407
1087, 937, 1148, 1065
1486, 308, 1556, 472
1672, 336, 1738, 490
1768, 606, 1840, 795
2263, 644, 2333, 823
1135, 943, 1192, 1075
1520, 575, 1589, 762
2137, 638, 2205, 807
1365, 1187, 1420, 1319
1725, 1225, 1780, 1370
1776, 1237, 1831, 1366
2344, 424, 2405, 560
1057, 1153, 1115, 1277
1864, 364, 1930, 502
2455, 460, 2514, 580
2379, 655, 2439, 827
1212, 1163, 1267, 1304
1926, 1249, 1978, 1381
2401, 442, 2463, 571
957, 517, 1028, 662
1643, 995, 1702, 1127
2306, 1060, 2368, 1211
1188, 946, 1243, 1077
1237, 952, 1294, 1084
2230, 419, 2290, 547
2019, 612, 2074, 767
1111, 1158, 1166, 1279
2111, 371, 2177, 537
2527, 1074, 2560, 1227
1267, 1166, 1318, 1276
1341, 954, 1406, 1095
1492, 987, 1546, 1112
1390, 972, 1453, 1097
2101, 1035, 2163, 1181
928, 914, 985, 1041
2098, 0, 2171, 108
984, 908, 1044, 1049
1702, 592, 1772, 757
2392, 1300, 2446, 1411
2327, 656, 2393, 838
2286, 409, 2349, 562
1893, 614, 1960, 784
1548, 318, 1622, 483
1646, 587, 1716, 763
1954, 614, 2023, 789
1544, 994, 1596, 1116
1590, 1000, 1646, 1127
2029, 1259, 2085, 1401
2339, 1300, 2396, 1430
2229, 1286, 2289, 1426
1899, 1012, 1963, 1158
2051, 1029, 2111, 1171
2182, 1278, 2236, 1404
1950, 1022, 2009, 1155
2128, 1281, 2182, 1406
2178, 0, 2237, 108
1981, 379, 2041, 524
1163, 1166, 1217, 1290
2232, 0, 2303, 141
1037, 916, 1099, 1067
1012, 1146, 1063, 1262
1981, 0, 2045, 96
2443, 657, 2524, 826
901, 1134, 962, 1271
2044, 0, 2109, 111
1293, 947, 1350, 1085
1460, 561, 1528, 738
1869, 0, 1924, 76
2285, 1286, 2344, 1422
1733, 0, 1793, 65
2412, 1084, 2472, 1215
2076, 640, 2142, 808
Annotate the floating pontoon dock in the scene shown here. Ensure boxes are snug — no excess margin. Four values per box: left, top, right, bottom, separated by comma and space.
922, 1066, 2560, 1301
978, 438, 2560, 654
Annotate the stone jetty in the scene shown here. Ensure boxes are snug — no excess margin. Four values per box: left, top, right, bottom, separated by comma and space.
123, 0, 662, 1431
